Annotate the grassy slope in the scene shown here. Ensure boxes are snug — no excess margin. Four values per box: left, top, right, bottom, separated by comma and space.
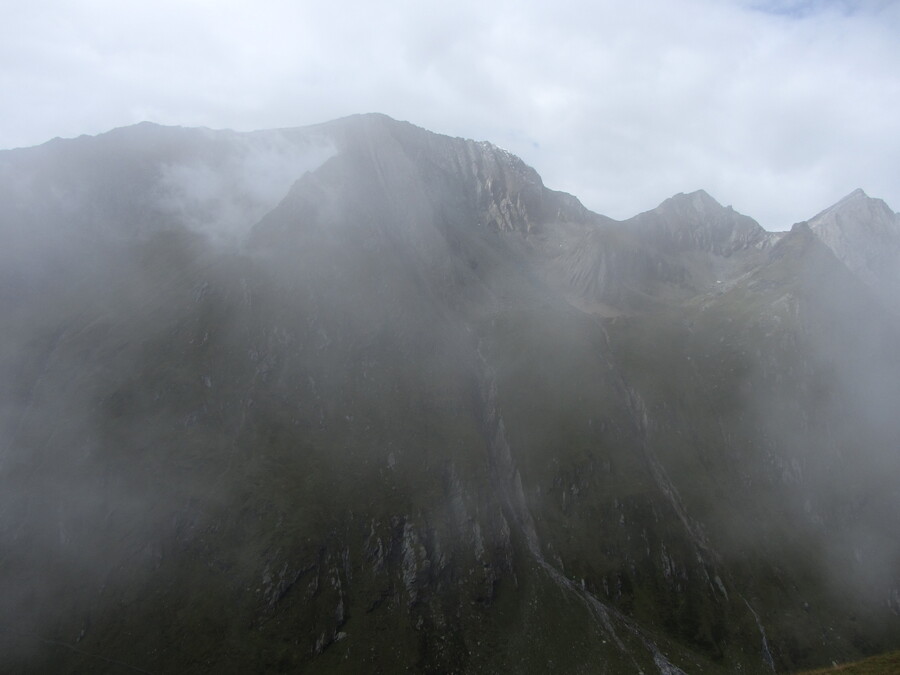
797, 650, 900, 674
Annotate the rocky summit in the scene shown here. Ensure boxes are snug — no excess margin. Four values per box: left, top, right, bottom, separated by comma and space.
1, 114, 898, 673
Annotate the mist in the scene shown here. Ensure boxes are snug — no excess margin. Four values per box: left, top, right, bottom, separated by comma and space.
0, 122, 338, 665
1, 114, 898, 673
157, 130, 336, 244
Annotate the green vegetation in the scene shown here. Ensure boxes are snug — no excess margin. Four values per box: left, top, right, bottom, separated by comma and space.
798, 650, 900, 674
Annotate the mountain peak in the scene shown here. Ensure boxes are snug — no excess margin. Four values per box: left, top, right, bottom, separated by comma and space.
627, 189, 766, 256
807, 189, 900, 291
664, 189, 725, 213
809, 188, 897, 228
809, 188, 894, 223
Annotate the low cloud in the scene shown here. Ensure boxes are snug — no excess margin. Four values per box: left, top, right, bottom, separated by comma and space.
157, 131, 336, 243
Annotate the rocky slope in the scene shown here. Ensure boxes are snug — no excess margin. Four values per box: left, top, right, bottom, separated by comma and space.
1, 114, 898, 673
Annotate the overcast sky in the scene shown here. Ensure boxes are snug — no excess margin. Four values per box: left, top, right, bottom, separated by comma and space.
2, 0, 898, 229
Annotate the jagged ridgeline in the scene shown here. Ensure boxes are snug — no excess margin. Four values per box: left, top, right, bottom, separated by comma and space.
1, 114, 898, 673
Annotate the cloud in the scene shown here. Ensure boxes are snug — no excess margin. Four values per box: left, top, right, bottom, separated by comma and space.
157, 130, 336, 243
1, 0, 898, 229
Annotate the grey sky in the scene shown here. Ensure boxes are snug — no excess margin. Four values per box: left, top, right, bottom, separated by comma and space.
2, 0, 898, 229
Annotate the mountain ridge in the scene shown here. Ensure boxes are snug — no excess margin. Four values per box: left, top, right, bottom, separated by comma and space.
2, 113, 890, 243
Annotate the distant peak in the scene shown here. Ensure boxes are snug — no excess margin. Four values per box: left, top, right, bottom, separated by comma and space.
826, 188, 870, 209
659, 189, 725, 214
311, 112, 407, 137
823, 188, 873, 211
809, 188, 895, 226
672, 189, 716, 201
339, 112, 401, 125
686, 188, 716, 201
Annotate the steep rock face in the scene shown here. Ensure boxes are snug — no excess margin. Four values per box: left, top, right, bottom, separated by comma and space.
245, 118, 753, 670
292, 113, 595, 237
1, 114, 899, 674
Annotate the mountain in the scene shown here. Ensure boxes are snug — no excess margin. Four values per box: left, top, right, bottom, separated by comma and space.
1, 114, 898, 674
808, 188, 900, 304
